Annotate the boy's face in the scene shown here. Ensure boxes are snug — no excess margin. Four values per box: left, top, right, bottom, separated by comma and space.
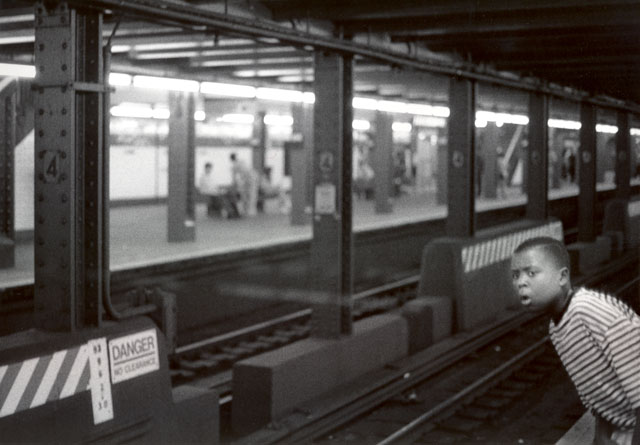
511, 246, 568, 312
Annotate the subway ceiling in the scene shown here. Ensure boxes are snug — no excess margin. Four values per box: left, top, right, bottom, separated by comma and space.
1, 0, 640, 110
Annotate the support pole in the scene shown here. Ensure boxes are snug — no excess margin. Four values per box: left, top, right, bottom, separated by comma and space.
373, 111, 393, 214
446, 77, 475, 237
578, 102, 597, 242
33, 2, 105, 330
167, 92, 196, 243
615, 110, 631, 199
526, 92, 549, 220
309, 51, 353, 338
0, 79, 16, 269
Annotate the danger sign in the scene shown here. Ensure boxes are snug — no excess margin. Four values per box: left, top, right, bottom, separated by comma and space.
109, 329, 160, 384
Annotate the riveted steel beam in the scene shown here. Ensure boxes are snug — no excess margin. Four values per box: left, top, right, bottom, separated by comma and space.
33, 1, 106, 331
0, 78, 16, 269
309, 51, 353, 338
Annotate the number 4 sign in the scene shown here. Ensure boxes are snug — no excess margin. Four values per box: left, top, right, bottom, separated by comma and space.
42, 150, 62, 183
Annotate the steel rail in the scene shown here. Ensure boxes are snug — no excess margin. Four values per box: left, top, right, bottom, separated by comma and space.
376, 337, 549, 445
70, 0, 640, 113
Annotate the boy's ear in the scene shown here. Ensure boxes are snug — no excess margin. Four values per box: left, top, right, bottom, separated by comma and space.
558, 267, 570, 286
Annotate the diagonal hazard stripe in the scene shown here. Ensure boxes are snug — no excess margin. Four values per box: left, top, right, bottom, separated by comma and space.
0, 358, 38, 418
77, 359, 90, 394
31, 350, 66, 409
15, 354, 52, 413
60, 344, 88, 399
0, 366, 7, 387
0, 363, 21, 414
48, 346, 79, 402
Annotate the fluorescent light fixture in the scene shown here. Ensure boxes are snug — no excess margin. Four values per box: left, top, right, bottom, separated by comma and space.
110, 102, 170, 120
110, 103, 154, 119
392, 122, 412, 132
194, 110, 206, 121
235, 68, 312, 77
548, 119, 581, 130
302, 92, 315, 104
352, 119, 371, 131
475, 119, 487, 128
0, 35, 33, 45
264, 114, 294, 126
256, 87, 304, 103
0, 63, 35, 78
278, 75, 315, 83
631, 128, 640, 136
110, 45, 131, 53
353, 97, 378, 111
0, 13, 34, 25
216, 113, 255, 124
108, 72, 132, 86
135, 51, 199, 60
377, 100, 407, 114
595, 124, 618, 134
133, 75, 199, 92
200, 81, 256, 98
194, 59, 255, 68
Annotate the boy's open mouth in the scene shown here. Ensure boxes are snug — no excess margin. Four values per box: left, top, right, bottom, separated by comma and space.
520, 295, 532, 306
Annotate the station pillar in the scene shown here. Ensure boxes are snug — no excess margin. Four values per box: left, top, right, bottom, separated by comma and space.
309, 51, 354, 338
33, 2, 106, 330
446, 77, 476, 237
373, 111, 393, 214
615, 110, 631, 200
481, 122, 500, 199
526, 92, 549, 220
167, 92, 196, 243
578, 102, 597, 242
289, 102, 312, 225
0, 79, 16, 269
252, 110, 267, 174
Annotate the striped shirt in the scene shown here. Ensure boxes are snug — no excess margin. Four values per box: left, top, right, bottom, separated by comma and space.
549, 287, 640, 429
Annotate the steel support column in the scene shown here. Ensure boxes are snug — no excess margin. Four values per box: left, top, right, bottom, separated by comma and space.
446, 77, 475, 237
252, 110, 266, 174
481, 123, 500, 199
289, 102, 312, 225
167, 92, 196, 243
526, 92, 549, 220
373, 111, 393, 214
309, 51, 353, 338
615, 111, 631, 199
0, 79, 16, 269
34, 2, 105, 330
578, 102, 597, 242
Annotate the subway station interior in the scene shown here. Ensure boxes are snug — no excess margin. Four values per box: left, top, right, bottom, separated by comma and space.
0, 1, 640, 443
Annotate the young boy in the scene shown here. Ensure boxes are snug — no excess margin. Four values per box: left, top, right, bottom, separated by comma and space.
511, 236, 640, 445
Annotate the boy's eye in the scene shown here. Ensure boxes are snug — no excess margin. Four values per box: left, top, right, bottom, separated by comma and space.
512, 272, 519, 280
527, 271, 536, 278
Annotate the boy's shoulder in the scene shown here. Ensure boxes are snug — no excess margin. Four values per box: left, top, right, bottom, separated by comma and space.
568, 287, 637, 320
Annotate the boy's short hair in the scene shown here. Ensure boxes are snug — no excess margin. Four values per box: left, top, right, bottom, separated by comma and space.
514, 236, 570, 272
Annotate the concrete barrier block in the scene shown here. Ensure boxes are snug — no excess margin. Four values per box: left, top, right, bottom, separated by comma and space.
401, 296, 452, 354
232, 314, 408, 434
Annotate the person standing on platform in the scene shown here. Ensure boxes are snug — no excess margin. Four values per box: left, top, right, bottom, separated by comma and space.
511, 237, 640, 445
230, 153, 259, 217
198, 162, 220, 218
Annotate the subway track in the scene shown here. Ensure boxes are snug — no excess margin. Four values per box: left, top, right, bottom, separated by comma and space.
2, 190, 625, 340
226, 251, 637, 444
